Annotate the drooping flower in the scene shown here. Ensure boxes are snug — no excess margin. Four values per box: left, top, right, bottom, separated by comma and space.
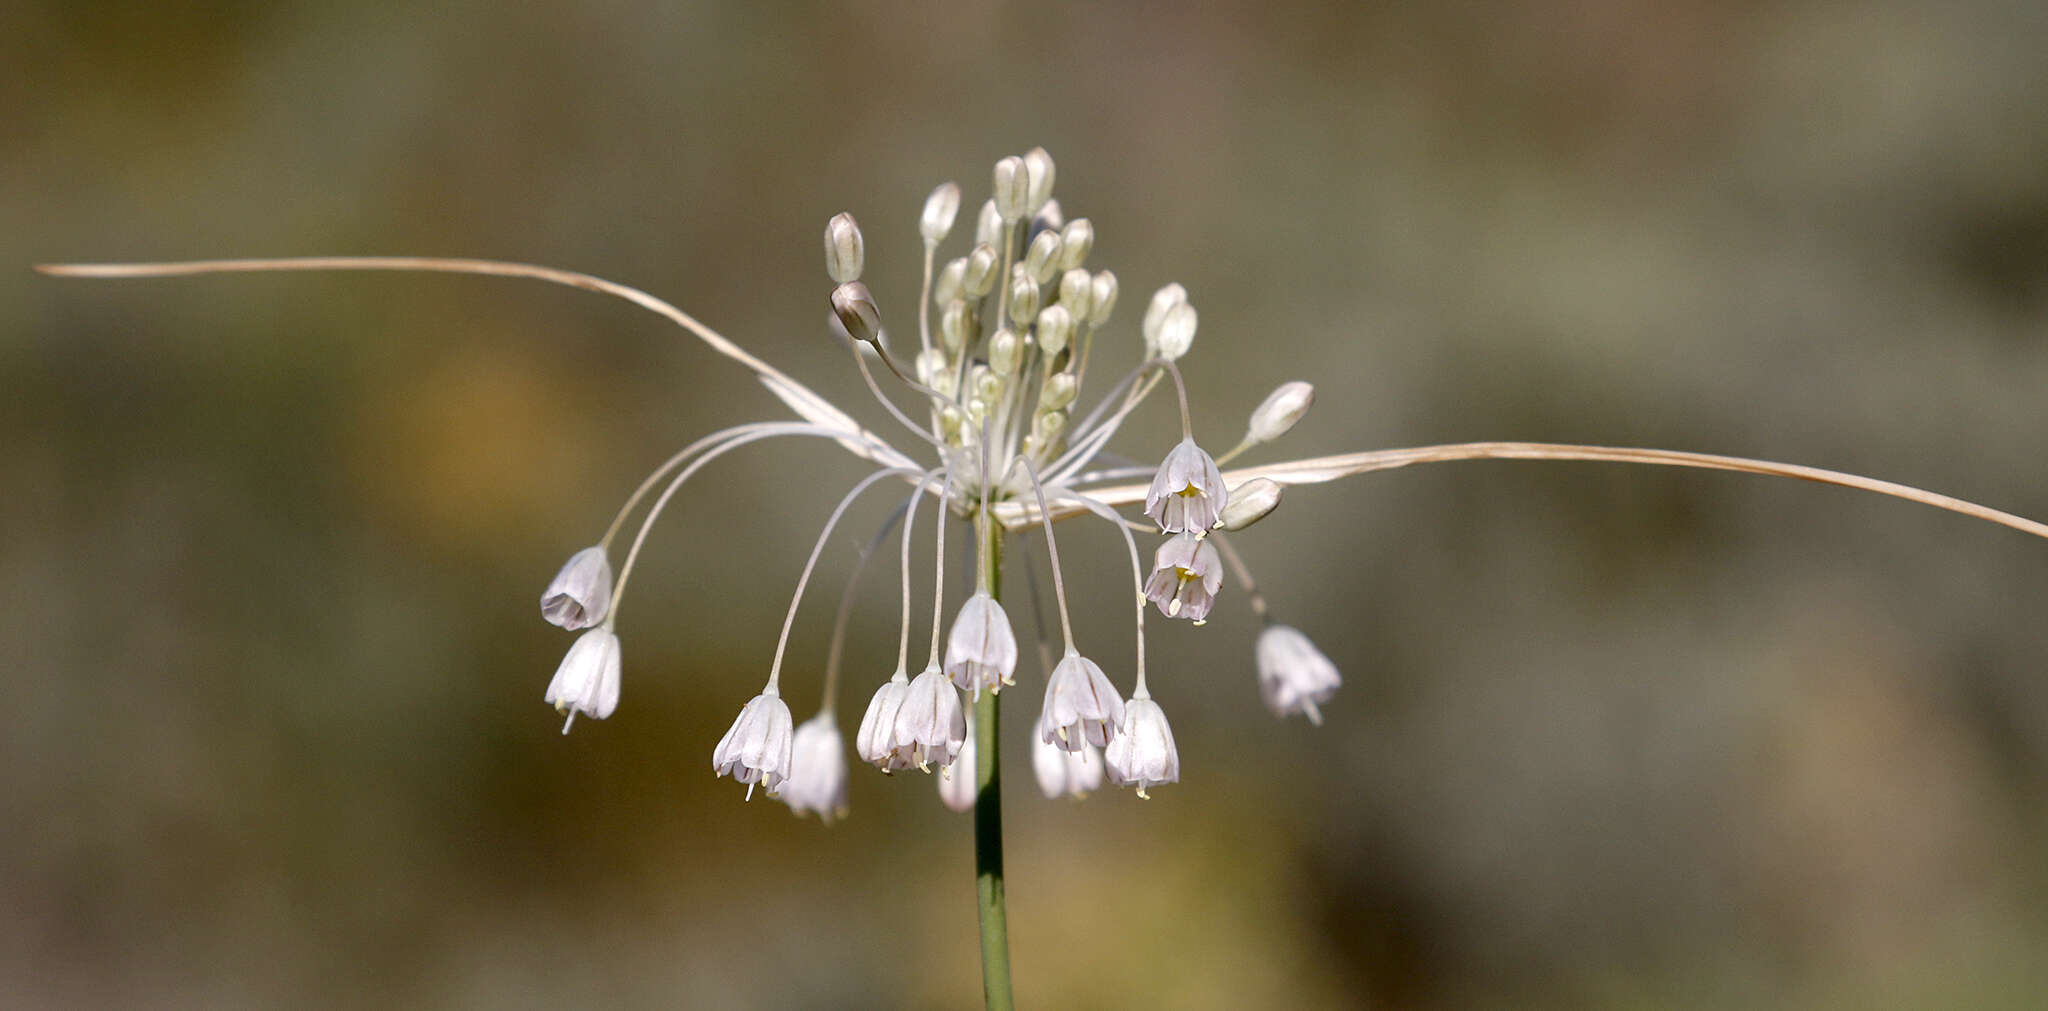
944, 593, 1018, 698
1145, 438, 1228, 533
1104, 697, 1179, 799
1037, 651, 1124, 750
894, 666, 968, 771
855, 673, 916, 772
540, 546, 613, 630
1032, 733, 1103, 800
782, 713, 850, 822
937, 708, 978, 813
712, 689, 795, 800
1256, 624, 1341, 725
1143, 531, 1223, 622
544, 627, 621, 732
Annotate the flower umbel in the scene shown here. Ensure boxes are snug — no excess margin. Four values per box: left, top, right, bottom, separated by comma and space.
44, 145, 2048, 1011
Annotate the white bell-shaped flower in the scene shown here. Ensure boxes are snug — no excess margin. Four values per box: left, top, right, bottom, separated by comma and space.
893, 666, 968, 772
944, 593, 1018, 698
540, 546, 613, 630
1143, 531, 1223, 622
1256, 624, 1342, 725
937, 709, 978, 813
1145, 438, 1228, 533
1033, 733, 1103, 800
544, 627, 621, 733
1104, 696, 1180, 799
854, 673, 916, 772
712, 689, 795, 800
1037, 651, 1125, 750
781, 713, 850, 822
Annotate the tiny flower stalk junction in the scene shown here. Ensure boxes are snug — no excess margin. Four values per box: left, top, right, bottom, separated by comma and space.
37, 148, 2048, 1011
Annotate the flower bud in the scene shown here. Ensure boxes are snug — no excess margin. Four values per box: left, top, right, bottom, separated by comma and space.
935, 257, 967, 306
1141, 283, 1188, 346
1007, 269, 1041, 326
1022, 147, 1056, 214
829, 281, 882, 346
1031, 198, 1064, 236
1057, 219, 1093, 269
988, 327, 1022, 375
963, 244, 999, 298
940, 299, 972, 352
920, 182, 962, 244
1219, 478, 1283, 530
823, 212, 864, 284
1247, 381, 1315, 444
1039, 371, 1078, 410
975, 198, 1003, 246
1024, 230, 1063, 284
1088, 270, 1119, 326
915, 347, 949, 387
1035, 304, 1074, 356
782, 713, 850, 822
1057, 268, 1094, 321
992, 156, 1029, 221
1034, 408, 1066, 443
971, 365, 1001, 402
1153, 302, 1197, 360
938, 720, 977, 812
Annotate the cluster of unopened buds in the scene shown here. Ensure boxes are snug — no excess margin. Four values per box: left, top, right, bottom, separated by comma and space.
538, 147, 1341, 816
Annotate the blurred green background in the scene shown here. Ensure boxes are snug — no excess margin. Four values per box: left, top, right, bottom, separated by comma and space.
10, 2, 2048, 1007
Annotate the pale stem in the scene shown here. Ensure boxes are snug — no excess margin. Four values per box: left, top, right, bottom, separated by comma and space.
765, 467, 919, 693
1207, 531, 1270, 621
897, 472, 944, 673
918, 241, 937, 355
1052, 487, 1150, 697
1008, 456, 1076, 649
850, 343, 949, 450
928, 471, 952, 668
970, 512, 1012, 1011
821, 496, 916, 716
601, 422, 789, 549
609, 424, 886, 622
